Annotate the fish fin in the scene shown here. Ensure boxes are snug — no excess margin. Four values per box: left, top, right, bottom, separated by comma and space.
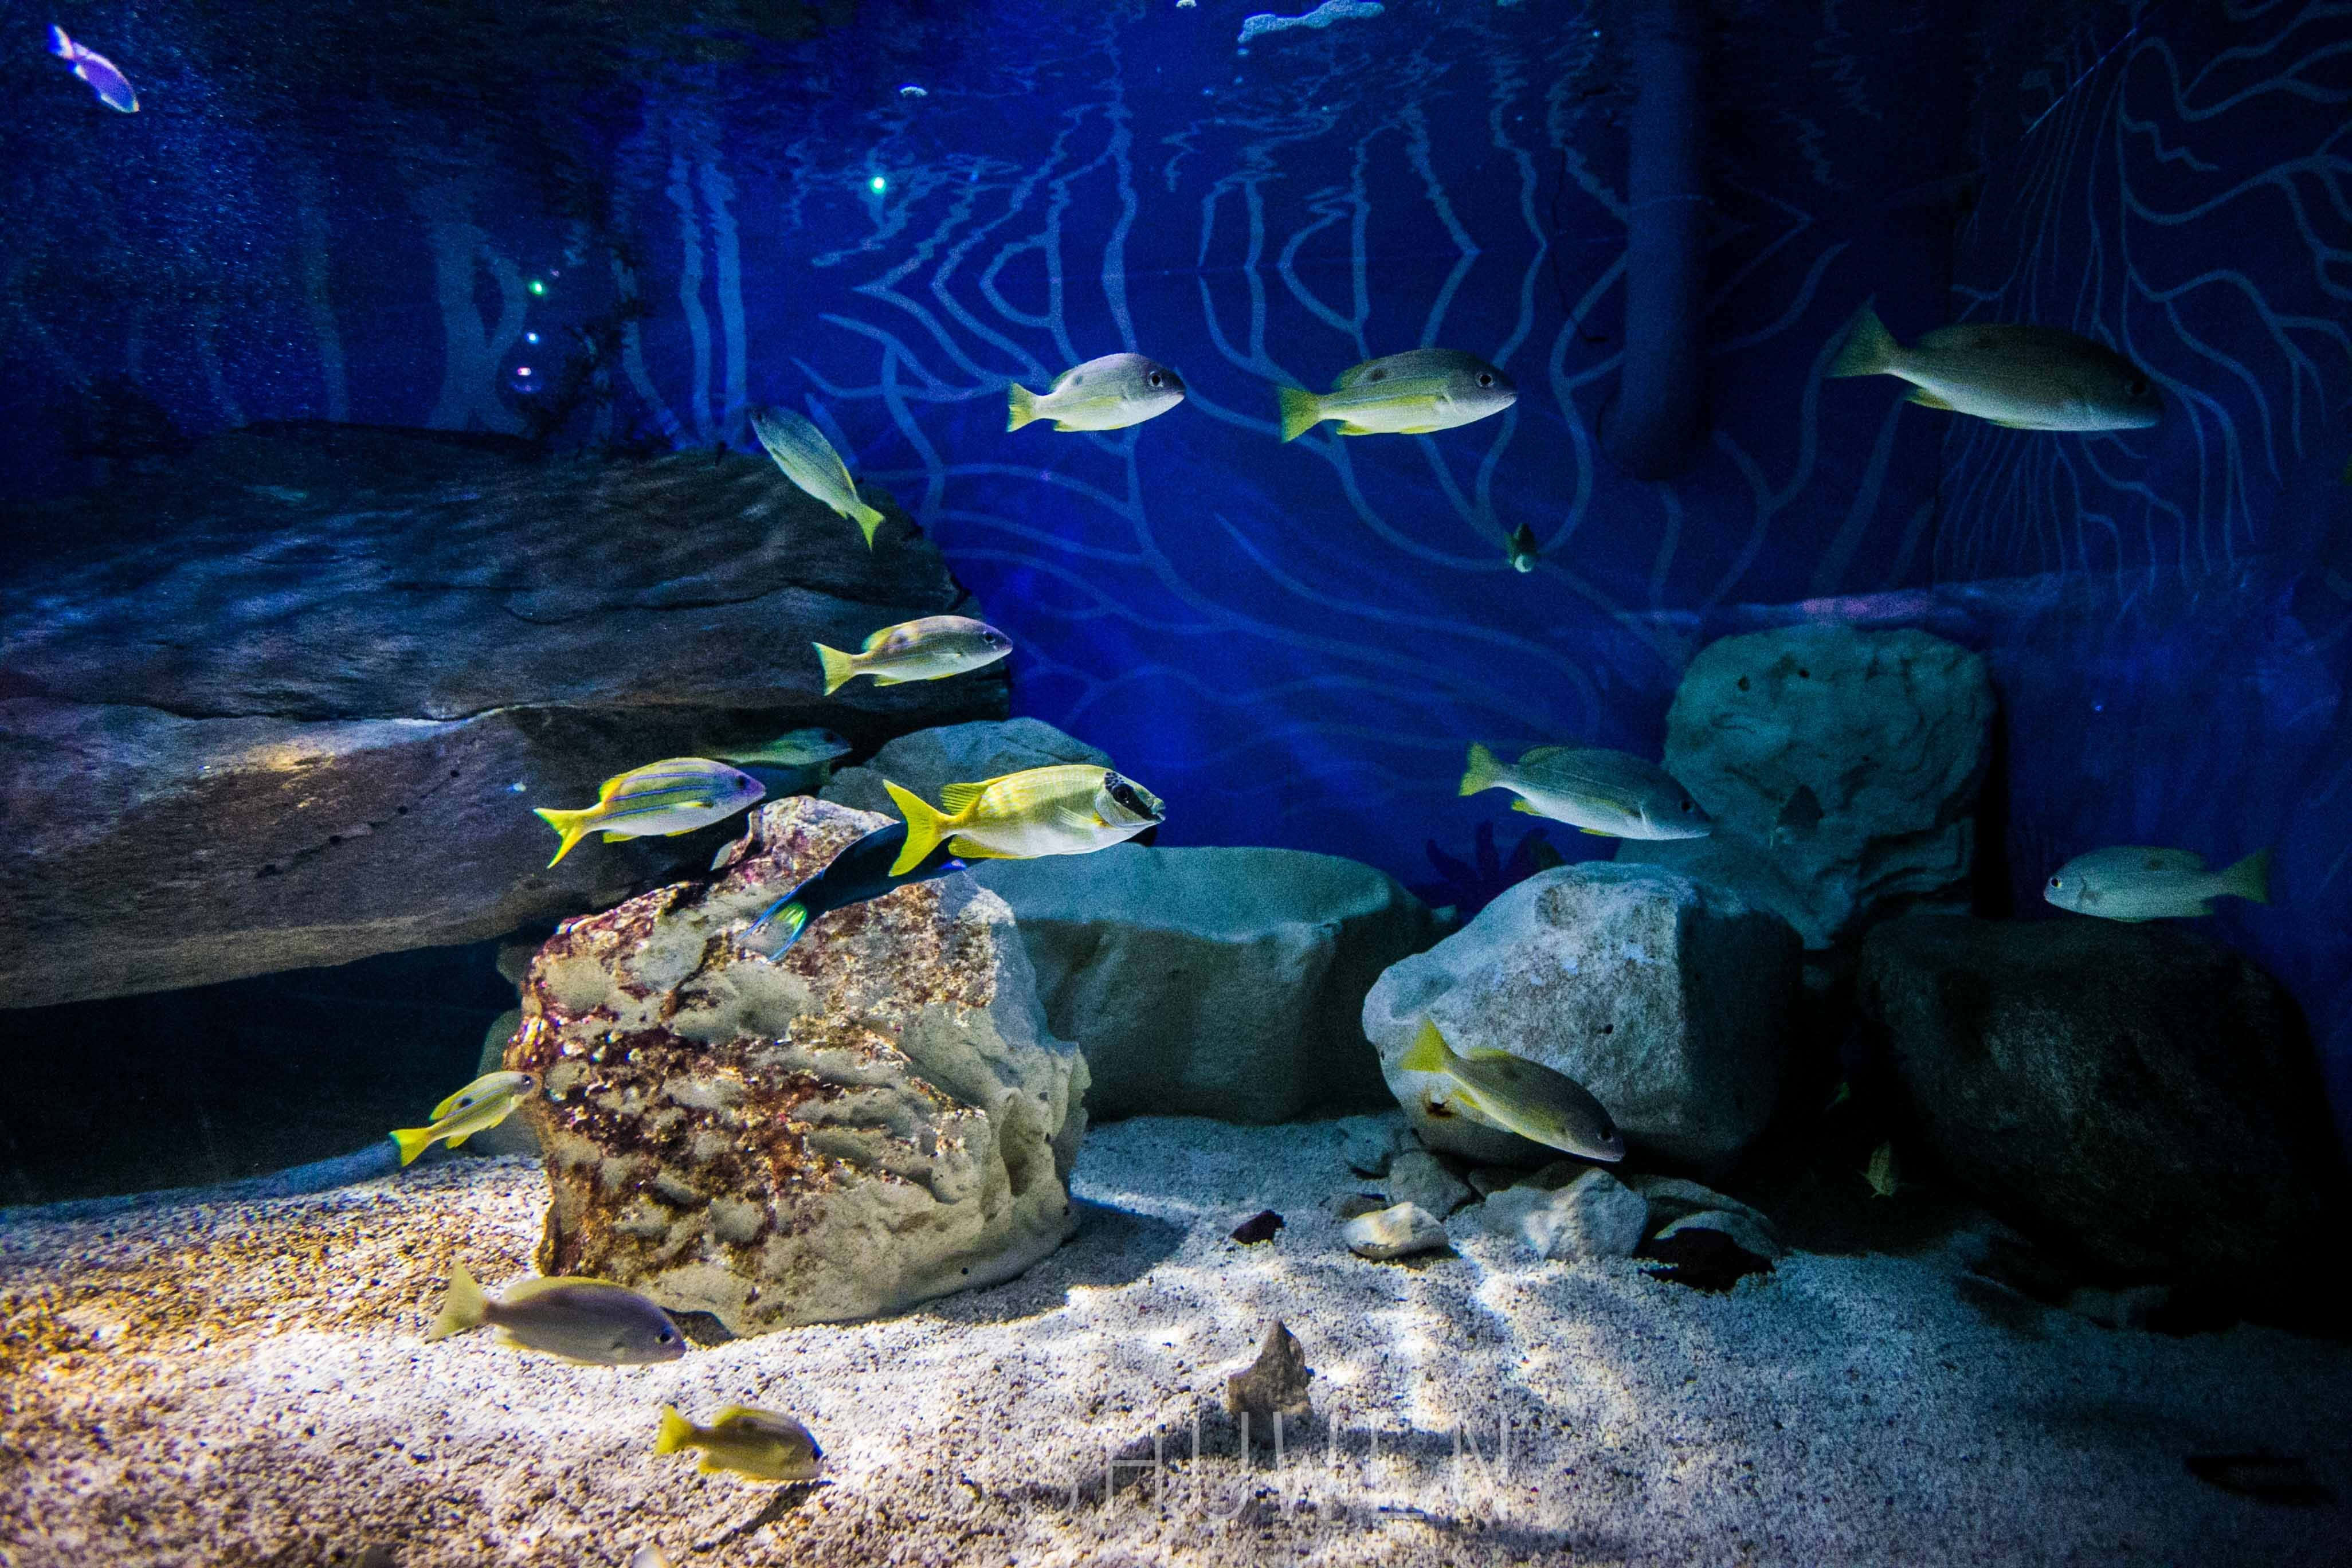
426, 1264, 487, 1341
1398, 1018, 1456, 1075
1511, 799, 1542, 815
851, 501, 884, 550
1459, 742, 1504, 797
654, 1406, 696, 1456
1392, 425, 1442, 434
746, 898, 810, 955
429, 1089, 468, 1120
1335, 422, 1383, 436
444, 1130, 473, 1148
936, 782, 988, 814
710, 1405, 757, 1425
2221, 847, 2272, 905
1828, 298, 1900, 379
813, 642, 861, 696
1276, 386, 1322, 442
532, 806, 594, 868
944, 837, 1021, 860
1007, 383, 1041, 431
599, 831, 631, 843
1578, 826, 1617, 836
1905, 388, 1957, 410
884, 779, 950, 875
49, 25, 72, 57
866, 672, 914, 686
1985, 417, 2042, 429
697, 1456, 727, 1475
389, 1126, 437, 1167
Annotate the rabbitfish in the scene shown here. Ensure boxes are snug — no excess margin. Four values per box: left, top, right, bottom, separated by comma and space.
426, 1265, 687, 1365
884, 766, 1162, 876
2043, 846, 2270, 922
1008, 353, 1186, 432
1460, 743, 1710, 840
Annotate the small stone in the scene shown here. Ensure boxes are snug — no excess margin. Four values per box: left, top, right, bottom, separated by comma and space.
1341, 1202, 1448, 1261
1230, 1209, 1285, 1245
1465, 1166, 1516, 1198
1384, 1150, 1473, 1218
1655, 1208, 1782, 1260
1480, 1170, 1648, 1261
1337, 1113, 1419, 1177
1222, 1320, 1314, 1423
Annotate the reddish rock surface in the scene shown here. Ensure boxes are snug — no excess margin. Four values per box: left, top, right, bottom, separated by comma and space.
507, 795, 1086, 1331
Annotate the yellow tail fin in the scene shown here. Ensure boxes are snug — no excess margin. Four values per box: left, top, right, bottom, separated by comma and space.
1828, 299, 1901, 379
653, 1405, 697, 1456
426, 1264, 488, 1342
532, 806, 594, 868
813, 642, 862, 696
1459, 742, 1505, 797
1399, 1018, 1456, 1075
850, 500, 885, 550
1007, 382, 1041, 431
2222, 847, 2272, 905
884, 779, 951, 876
390, 1126, 438, 1167
1276, 385, 1322, 442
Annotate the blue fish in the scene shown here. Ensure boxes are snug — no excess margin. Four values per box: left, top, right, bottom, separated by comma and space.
49, 26, 137, 113
740, 824, 963, 958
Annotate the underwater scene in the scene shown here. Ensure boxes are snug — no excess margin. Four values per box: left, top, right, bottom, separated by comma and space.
3, 0, 2350, 1562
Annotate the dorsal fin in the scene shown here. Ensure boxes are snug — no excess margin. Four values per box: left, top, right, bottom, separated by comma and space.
501, 1275, 628, 1302
595, 771, 633, 802
937, 782, 989, 815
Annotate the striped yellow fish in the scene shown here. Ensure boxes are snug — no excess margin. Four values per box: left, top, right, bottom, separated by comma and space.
389, 1070, 539, 1166
532, 758, 765, 867
883, 765, 1163, 876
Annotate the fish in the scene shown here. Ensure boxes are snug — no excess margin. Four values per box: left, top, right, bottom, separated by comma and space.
533, 759, 765, 867
1505, 523, 1540, 573
389, 1071, 539, 1167
425, 1265, 688, 1365
49, 26, 136, 113
739, 822, 965, 958
1396, 1018, 1624, 1162
654, 1405, 823, 1483
2043, 846, 2271, 922
1774, 784, 1824, 844
1828, 300, 2162, 432
713, 728, 852, 770
749, 405, 887, 548
1007, 352, 1187, 433
812, 616, 1012, 697
1276, 348, 1515, 441
884, 765, 1163, 876
1865, 1142, 1899, 1198
1459, 742, 1711, 840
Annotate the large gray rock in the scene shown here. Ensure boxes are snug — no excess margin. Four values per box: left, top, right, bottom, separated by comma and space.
509, 795, 1086, 1332
1859, 916, 2346, 1281
971, 844, 1437, 1122
0, 424, 1003, 1008
822, 718, 1110, 816
1364, 863, 1800, 1173
1479, 1169, 1649, 1261
1617, 624, 1992, 968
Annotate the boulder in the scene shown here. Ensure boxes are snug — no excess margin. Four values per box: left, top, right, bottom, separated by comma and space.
1384, 1150, 1475, 1218
505, 795, 1086, 1332
821, 718, 1109, 816
1335, 1111, 1418, 1177
1858, 915, 2346, 1280
1363, 864, 1800, 1172
1616, 624, 1992, 971
1479, 1170, 1649, 1261
971, 844, 1438, 1122
0, 424, 1003, 1009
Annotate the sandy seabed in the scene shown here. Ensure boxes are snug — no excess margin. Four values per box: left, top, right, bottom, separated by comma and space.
2, 1116, 2346, 1568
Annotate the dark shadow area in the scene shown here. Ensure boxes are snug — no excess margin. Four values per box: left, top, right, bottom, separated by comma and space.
914, 1199, 1188, 1326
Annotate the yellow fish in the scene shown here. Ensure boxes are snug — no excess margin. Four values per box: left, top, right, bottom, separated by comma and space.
531, 758, 765, 867
1865, 1142, 1900, 1198
1828, 301, 2162, 432
1276, 348, 1515, 441
750, 405, 887, 548
654, 1405, 823, 1483
1397, 1018, 1624, 1162
389, 1070, 539, 1167
1008, 352, 1186, 432
883, 765, 1163, 876
810, 616, 1012, 696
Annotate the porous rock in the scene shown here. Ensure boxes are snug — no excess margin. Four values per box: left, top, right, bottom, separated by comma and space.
1616, 624, 1992, 970
820, 718, 1109, 816
1222, 1320, 1314, 1422
1342, 1202, 1448, 1260
0, 424, 1003, 1009
1480, 1169, 1649, 1261
971, 844, 1438, 1122
1859, 915, 2345, 1280
1364, 863, 1800, 1171
1384, 1150, 1474, 1218
506, 794, 1086, 1332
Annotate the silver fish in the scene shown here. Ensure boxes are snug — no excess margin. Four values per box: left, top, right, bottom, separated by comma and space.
1829, 301, 2162, 432
812, 616, 1012, 695
750, 405, 887, 547
426, 1265, 687, 1365
49, 26, 136, 113
714, 728, 853, 770
1398, 1018, 1624, 1162
1460, 742, 1711, 840
1277, 348, 1515, 441
1008, 352, 1186, 432
2044, 846, 2271, 922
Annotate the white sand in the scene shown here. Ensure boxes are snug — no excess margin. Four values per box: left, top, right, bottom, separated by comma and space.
2, 1116, 2346, 1566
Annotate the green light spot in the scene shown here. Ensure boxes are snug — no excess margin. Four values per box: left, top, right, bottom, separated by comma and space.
868, 175, 887, 194
528, 279, 547, 296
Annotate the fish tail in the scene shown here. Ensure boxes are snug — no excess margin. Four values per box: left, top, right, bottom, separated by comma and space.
1399, 1018, 1456, 1075
884, 779, 951, 876
532, 806, 594, 868
1828, 298, 1901, 379
2222, 847, 2272, 905
746, 897, 812, 955
654, 1405, 697, 1456
1007, 383, 1041, 431
389, 1126, 438, 1167
1276, 386, 1323, 443
851, 500, 885, 550
813, 642, 861, 696
426, 1264, 488, 1342
1459, 742, 1505, 797
49, 25, 72, 57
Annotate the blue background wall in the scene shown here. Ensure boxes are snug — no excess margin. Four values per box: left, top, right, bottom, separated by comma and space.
2, 0, 2346, 1142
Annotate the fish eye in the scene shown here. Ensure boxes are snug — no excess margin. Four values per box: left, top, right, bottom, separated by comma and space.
1680, 799, 1694, 813
2126, 375, 2149, 396
1147, 370, 1164, 387
657, 1329, 676, 1343
2048, 876, 2063, 889
1476, 372, 1495, 387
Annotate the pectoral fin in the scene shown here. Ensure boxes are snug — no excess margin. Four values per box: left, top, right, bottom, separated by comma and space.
1578, 827, 1617, 837
1510, 799, 1539, 814
1335, 422, 1381, 436
1906, 388, 1956, 410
